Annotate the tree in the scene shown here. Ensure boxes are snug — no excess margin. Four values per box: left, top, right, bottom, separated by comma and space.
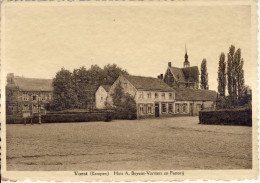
234, 48, 245, 101
217, 53, 226, 96
111, 81, 124, 107
103, 64, 128, 85
72, 67, 89, 109
227, 45, 236, 102
200, 59, 209, 90
227, 45, 245, 104
51, 68, 78, 111
110, 81, 137, 119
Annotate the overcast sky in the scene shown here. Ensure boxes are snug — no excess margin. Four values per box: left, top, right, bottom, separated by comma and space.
3, 3, 253, 90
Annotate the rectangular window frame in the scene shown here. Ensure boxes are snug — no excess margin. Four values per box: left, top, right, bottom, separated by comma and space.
162, 93, 165, 99
169, 103, 173, 113
162, 103, 167, 113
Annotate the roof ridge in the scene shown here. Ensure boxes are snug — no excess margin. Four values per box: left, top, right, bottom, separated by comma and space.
15, 76, 53, 80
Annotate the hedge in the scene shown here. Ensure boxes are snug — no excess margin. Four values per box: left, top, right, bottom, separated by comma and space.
6, 112, 113, 124
199, 108, 252, 126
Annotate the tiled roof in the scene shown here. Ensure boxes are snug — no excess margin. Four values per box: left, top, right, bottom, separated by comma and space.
174, 87, 217, 101
101, 85, 111, 92
182, 66, 199, 82
14, 76, 53, 91
123, 75, 174, 92
168, 67, 186, 82
168, 66, 199, 83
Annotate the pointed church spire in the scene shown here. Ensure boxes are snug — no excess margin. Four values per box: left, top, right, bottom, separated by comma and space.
184, 44, 190, 68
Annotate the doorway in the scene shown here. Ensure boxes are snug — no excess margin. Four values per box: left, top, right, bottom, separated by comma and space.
155, 103, 159, 117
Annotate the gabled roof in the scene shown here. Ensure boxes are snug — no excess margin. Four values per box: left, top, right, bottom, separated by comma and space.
182, 66, 199, 82
123, 75, 174, 92
13, 76, 53, 91
174, 87, 217, 101
168, 67, 186, 82
101, 85, 111, 92
168, 66, 199, 83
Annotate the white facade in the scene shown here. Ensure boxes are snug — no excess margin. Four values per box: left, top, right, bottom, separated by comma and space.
95, 86, 109, 109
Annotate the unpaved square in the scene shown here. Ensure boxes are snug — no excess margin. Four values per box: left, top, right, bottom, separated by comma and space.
6, 117, 252, 170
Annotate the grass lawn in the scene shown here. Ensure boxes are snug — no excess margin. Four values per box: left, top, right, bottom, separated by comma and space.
6, 116, 252, 170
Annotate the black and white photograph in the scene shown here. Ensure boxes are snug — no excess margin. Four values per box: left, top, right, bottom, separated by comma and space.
1, 0, 258, 181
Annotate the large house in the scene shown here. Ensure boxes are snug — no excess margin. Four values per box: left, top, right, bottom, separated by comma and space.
161, 50, 200, 89
6, 73, 53, 117
159, 49, 217, 115
106, 75, 175, 118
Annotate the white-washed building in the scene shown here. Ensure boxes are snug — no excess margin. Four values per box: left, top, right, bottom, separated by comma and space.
106, 75, 176, 117
95, 85, 111, 109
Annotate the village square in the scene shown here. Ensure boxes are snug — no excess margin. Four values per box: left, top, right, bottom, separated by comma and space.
5, 45, 252, 170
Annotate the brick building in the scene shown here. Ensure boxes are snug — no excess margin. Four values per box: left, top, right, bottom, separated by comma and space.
161, 49, 200, 89
6, 73, 53, 118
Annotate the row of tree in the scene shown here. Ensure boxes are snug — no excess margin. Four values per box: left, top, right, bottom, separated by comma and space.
50, 64, 128, 111
217, 45, 249, 105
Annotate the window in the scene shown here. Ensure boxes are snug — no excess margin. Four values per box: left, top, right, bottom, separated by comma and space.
143, 104, 148, 114
161, 93, 165, 99
23, 93, 29, 101
139, 92, 143, 99
147, 92, 151, 98
162, 103, 167, 113
175, 104, 180, 113
33, 95, 37, 101
101, 97, 103, 101
155, 93, 158, 98
124, 83, 127, 88
183, 103, 187, 113
169, 93, 172, 99
169, 103, 173, 113
147, 104, 152, 114
139, 104, 144, 114
42, 93, 46, 101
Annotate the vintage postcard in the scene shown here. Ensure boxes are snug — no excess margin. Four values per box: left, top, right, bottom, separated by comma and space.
1, 0, 259, 182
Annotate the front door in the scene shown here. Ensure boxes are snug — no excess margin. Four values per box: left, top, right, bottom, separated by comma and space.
155, 103, 159, 117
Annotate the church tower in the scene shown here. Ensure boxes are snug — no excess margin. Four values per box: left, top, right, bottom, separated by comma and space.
183, 44, 190, 68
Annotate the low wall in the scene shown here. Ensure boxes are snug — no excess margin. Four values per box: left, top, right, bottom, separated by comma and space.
199, 109, 252, 126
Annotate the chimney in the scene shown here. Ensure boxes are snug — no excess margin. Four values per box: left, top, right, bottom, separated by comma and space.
7, 73, 14, 85
168, 62, 172, 67
160, 74, 163, 80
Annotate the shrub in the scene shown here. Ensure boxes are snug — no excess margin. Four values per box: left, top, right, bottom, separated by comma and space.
199, 108, 252, 126
6, 112, 112, 124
